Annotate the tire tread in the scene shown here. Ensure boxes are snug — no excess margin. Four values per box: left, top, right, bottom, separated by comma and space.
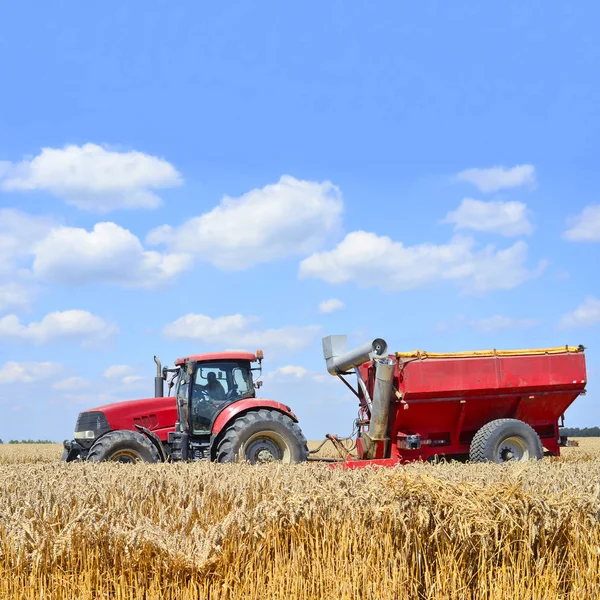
87, 430, 160, 463
469, 418, 543, 463
215, 409, 308, 464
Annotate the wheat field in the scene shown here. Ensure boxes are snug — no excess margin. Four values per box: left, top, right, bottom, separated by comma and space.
1, 440, 599, 599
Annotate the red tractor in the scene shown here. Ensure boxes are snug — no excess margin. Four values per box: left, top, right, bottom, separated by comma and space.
62, 350, 308, 464
62, 335, 587, 466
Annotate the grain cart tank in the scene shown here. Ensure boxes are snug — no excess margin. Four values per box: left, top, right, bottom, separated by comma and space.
321, 336, 587, 465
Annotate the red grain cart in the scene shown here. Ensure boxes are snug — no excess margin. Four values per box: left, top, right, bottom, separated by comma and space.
321, 336, 586, 466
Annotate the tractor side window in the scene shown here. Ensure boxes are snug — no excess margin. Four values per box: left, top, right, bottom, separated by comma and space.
233, 367, 251, 396
177, 374, 189, 399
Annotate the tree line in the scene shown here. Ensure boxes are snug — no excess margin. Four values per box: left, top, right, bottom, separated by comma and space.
0, 439, 57, 444
560, 427, 600, 437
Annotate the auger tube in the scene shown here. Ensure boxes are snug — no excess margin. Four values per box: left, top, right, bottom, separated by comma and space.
322, 335, 388, 375
366, 357, 395, 443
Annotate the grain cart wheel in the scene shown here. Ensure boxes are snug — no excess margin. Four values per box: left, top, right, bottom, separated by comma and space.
469, 419, 543, 463
87, 430, 161, 463
216, 409, 309, 464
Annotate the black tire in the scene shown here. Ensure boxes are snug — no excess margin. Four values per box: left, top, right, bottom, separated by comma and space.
87, 430, 161, 463
469, 418, 543, 463
215, 409, 309, 464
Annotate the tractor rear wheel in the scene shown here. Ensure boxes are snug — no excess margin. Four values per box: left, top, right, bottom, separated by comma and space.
87, 430, 161, 463
469, 418, 543, 463
215, 409, 309, 464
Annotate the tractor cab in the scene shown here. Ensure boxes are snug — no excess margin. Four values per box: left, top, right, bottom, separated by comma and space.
169, 351, 263, 459
160, 348, 307, 463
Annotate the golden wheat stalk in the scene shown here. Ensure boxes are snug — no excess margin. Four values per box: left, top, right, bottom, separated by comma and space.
0, 440, 599, 599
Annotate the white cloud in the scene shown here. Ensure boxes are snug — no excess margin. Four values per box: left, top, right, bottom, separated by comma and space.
0, 361, 61, 383
0, 310, 118, 345
32, 222, 192, 288
147, 175, 343, 270
163, 313, 320, 353
103, 365, 144, 386
261, 365, 356, 438
103, 365, 134, 379
0, 143, 182, 212
318, 298, 345, 314
0, 209, 55, 274
264, 361, 336, 386
0, 210, 53, 311
263, 364, 343, 394
52, 369, 145, 406
266, 365, 310, 379
52, 376, 89, 391
444, 198, 533, 236
299, 231, 543, 295
0, 282, 37, 313
558, 297, 600, 330
122, 375, 144, 386
563, 205, 600, 242
467, 315, 539, 333
456, 164, 536, 193
462, 241, 547, 294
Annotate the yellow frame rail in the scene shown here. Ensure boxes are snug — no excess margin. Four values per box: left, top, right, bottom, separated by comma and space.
396, 346, 583, 360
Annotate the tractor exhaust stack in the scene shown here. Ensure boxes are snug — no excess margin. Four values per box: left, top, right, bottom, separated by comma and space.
153, 356, 164, 398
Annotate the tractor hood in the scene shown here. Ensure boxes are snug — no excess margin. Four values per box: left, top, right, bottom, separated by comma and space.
87, 396, 178, 441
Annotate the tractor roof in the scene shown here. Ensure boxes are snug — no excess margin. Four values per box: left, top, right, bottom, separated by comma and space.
174, 351, 257, 366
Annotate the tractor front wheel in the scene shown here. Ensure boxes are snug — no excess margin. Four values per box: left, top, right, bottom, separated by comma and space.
87, 430, 161, 463
469, 419, 543, 463
216, 409, 309, 464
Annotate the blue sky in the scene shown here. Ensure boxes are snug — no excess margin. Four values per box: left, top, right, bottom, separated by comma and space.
0, 1, 598, 442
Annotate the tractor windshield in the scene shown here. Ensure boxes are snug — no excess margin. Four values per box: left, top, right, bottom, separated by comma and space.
190, 360, 254, 435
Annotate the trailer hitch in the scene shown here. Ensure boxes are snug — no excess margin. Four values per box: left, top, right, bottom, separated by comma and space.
326, 434, 354, 460
307, 434, 355, 462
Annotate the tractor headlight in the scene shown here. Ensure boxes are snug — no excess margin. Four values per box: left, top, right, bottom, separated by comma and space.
74, 430, 96, 440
